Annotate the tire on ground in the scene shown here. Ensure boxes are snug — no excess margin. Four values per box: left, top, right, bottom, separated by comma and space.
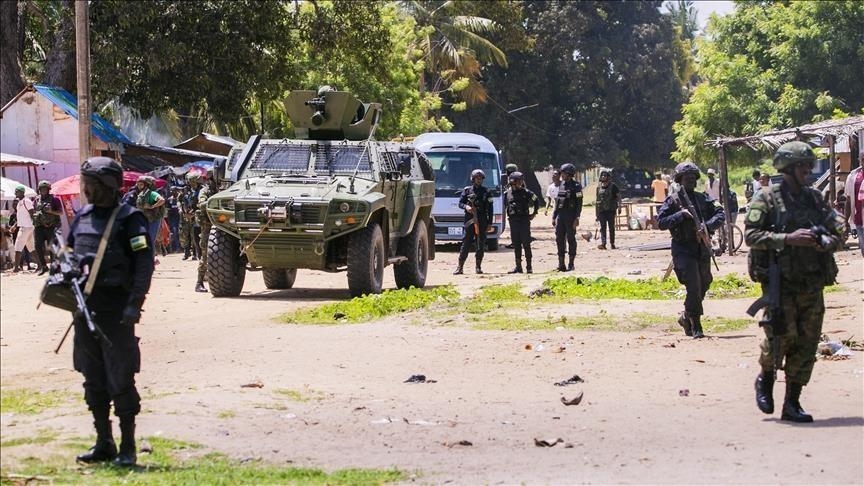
394, 220, 428, 289
347, 223, 385, 297
263, 268, 297, 289
206, 227, 246, 297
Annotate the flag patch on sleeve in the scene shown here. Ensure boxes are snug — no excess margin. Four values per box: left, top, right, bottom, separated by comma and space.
130, 235, 148, 251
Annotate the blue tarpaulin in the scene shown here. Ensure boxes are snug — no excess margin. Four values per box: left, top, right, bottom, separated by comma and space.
33, 84, 132, 145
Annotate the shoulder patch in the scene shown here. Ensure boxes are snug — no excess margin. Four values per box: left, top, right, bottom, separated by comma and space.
130, 235, 148, 251
747, 209, 763, 223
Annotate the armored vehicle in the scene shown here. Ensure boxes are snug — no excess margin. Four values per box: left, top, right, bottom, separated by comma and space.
205, 88, 436, 297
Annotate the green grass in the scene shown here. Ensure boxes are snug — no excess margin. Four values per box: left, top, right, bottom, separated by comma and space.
216, 409, 236, 419
274, 388, 325, 403
0, 388, 70, 415
465, 283, 528, 314
706, 273, 761, 298
0, 429, 59, 448
1, 436, 405, 485
537, 274, 758, 301
280, 285, 460, 324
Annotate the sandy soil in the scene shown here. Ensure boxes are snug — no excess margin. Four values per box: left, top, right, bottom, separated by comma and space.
1, 209, 862, 485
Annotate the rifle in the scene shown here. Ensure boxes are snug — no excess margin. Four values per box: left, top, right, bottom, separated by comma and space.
746, 252, 784, 379
47, 230, 112, 353
463, 193, 480, 236
678, 189, 719, 271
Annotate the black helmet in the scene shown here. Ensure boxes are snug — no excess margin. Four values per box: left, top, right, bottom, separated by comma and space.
560, 163, 576, 175
673, 162, 700, 183
773, 141, 815, 171
81, 156, 123, 190
508, 171, 524, 182
471, 169, 486, 179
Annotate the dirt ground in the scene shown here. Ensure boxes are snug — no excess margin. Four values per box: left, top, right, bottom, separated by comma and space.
1, 208, 862, 485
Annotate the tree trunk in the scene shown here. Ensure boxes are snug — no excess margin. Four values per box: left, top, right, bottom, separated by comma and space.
0, 0, 25, 107
43, 0, 75, 93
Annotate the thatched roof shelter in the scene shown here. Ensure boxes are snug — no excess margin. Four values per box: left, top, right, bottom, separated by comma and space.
707, 115, 864, 150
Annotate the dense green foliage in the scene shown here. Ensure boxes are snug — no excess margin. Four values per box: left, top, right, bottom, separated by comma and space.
672, 1, 864, 165
541, 273, 757, 300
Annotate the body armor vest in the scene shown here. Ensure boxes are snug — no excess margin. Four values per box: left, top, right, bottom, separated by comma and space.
73, 205, 137, 291
506, 189, 532, 218
596, 184, 617, 212
34, 196, 61, 228
556, 181, 582, 211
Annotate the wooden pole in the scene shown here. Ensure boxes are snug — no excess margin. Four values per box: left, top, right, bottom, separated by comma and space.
827, 134, 836, 205
717, 144, 734, 255
75, 0, 90, 203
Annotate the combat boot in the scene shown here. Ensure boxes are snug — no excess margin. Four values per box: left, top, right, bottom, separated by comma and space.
195, 281, 207, 293
567, 255, 575, 272
113, 416, 137, 467
507, 264, 523, 274
754, 371, 775, 414
690, 314, 705, 339
597, 243, 606, 250
781, 383, 813, 423
453, 260, 465, 275
677, 312, 693, 337
77, 415, 117, 463
525, 260, 533, 274
556, 256, 566, 272
182, 247, 190, 260
475, 256, 483, 274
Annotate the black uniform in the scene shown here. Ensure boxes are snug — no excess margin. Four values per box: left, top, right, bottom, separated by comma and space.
457, 184, 494, 267
553, 179, 583, 265
595, 182, 620, 247
504, 186, 540, 270
68, 203, 154, 428
657, 189, 724, 319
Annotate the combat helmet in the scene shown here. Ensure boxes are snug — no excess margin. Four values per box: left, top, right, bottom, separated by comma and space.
186, 172, 202, 184
508, 171, 524, 182
673, 162, 700, 183
38, 180, 51, 190
81, 157, 123, 190
773, 141, 815, 172
471, 169, 486, 180
560, 163, 576, 176
505, 163, 518, 174
137, 175, 156, 189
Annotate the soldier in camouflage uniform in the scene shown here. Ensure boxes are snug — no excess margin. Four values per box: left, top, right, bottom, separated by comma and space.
195, 170, 217, 292
746, 141, 844, 423
179, 173, 202, 261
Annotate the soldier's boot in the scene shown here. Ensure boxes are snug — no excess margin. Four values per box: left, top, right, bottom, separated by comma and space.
556, 256, 566, 272
690, 314, 705, 339
475, 256, 484, 274
781, 383, 813, 423
453, 259, 465, 275
677, 311, 693, 337
525, 259, 533, 274
182, 247, 190, 260
13, 251, 22, 272
112, 416, 137, 467
754, 372, 775, 414
597, 243, 606, 250
77, 413, 117, 463
567, 254, 575, 272
507, 261, 523, 274
195, 281, 207, 293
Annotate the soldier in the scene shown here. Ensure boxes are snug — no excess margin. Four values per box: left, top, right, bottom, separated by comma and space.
504, 172, 539, 273
595, 169, 621, 250
69, 157, 154, 466
657, 162, 724, 338
552, 163, 583, 271
33, 180, 63, 275
453, 169, 494, 275
179, 173, 202, 260
135, 176, 166, 251
504, 163, 518, 178
746, 142, 843, 423
195, 170, 217, 292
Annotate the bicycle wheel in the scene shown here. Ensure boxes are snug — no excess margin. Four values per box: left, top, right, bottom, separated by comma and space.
730, 224, 744, 252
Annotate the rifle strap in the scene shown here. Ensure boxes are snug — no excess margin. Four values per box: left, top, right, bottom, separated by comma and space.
83, 205, 122, 297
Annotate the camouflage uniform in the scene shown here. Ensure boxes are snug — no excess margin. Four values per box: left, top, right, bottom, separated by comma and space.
179, 183, 201, 259
196, 181, 215, 288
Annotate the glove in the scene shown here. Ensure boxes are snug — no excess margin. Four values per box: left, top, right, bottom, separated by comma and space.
121, 306, 141, 326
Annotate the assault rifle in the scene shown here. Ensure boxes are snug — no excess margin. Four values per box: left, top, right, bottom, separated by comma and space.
678, 189, 719, 271
47, 231, 112, 353
463, 193, 480, 236
746, 251, 784, 379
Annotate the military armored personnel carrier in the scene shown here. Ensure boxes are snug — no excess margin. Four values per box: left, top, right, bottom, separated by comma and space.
205, 88, 436, 297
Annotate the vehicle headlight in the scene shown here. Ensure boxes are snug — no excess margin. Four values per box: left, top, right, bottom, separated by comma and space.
339, 202, 350, 213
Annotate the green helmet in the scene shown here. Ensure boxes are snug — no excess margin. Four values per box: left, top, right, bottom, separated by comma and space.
137, 175, 155, 188
505, 163, 518, 174
773, 141, 815, 171
186, 172, 202, 183
38, 180, 51, 189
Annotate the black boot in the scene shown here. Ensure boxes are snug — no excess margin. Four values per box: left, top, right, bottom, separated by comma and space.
525, 260, 533, 274
195, 281, 207, 293
677, 312, 693, 337
567, 255, 575, 271
453, 260, 465, 275
507, 264, 523, 274
113, 416, 137, 467
754, 372, 775, 414
781, 383, 813, 423
183, 247, 190, 260
556, 256, 566, 272
475, 257, 483, 274
690, 314, 704, 339
77, 414, 117, 463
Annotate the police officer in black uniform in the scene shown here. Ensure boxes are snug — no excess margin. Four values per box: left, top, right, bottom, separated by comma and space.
553, 163, 583, 271
504, 171, 539, 273
70, 157, 154, 467
657, 162, 724, 339
454, 169, 494, 275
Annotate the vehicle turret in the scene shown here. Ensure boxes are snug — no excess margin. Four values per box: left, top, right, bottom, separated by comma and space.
284, 86, 381, 141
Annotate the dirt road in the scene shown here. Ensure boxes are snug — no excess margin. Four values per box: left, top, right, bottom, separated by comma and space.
2, 214, 862, 484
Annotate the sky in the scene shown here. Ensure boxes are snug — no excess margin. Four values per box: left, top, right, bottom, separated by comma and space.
692, 1, 736, 29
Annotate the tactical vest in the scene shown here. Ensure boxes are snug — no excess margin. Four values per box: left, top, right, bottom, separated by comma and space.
506, 189, 532, 218
556, 181, 582, 212
137, 189, 166, 222
73, 204, 138, 291
33, 196, 61, 228
666, 192, 700, 243
747, 184, 838, 291
595, 184, 617, 212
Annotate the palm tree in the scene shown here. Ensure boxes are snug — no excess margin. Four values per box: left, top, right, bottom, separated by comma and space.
399, 0, 507, 105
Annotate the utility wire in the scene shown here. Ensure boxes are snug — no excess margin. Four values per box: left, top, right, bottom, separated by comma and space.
485, 94, 558, 136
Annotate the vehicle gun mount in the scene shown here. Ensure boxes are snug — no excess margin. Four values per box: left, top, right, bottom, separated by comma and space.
285, 87, 381, 141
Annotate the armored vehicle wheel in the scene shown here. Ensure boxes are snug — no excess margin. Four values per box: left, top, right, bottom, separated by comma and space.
263, 268, 297, 289
206, 228, 246, 297
394, 220, 429, 289
347, 223, 385, 297
486, 238, 499, 251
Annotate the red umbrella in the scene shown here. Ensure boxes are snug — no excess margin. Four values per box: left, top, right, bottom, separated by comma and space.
49, 172, 165, 196
123, 171, 167, 189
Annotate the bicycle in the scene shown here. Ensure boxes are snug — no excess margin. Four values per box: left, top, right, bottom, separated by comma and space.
713, 223, 744, 255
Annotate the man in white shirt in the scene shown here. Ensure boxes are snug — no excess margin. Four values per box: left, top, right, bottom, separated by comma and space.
544, 169, 561, 215
12, 185, 35, 272
704, 168, 721, 201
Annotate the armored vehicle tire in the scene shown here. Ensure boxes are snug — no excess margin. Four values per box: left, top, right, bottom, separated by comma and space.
347, 223, 385, 297
206, 228, 246, 297
394, 220, 429, 289
486, 238, 499, 251
263, 268, 297, 289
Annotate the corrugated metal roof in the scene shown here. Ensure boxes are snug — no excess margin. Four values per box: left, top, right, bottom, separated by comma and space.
32, 84, 133, 145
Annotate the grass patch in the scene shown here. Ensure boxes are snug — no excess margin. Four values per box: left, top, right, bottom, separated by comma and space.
1, 436, 404, 484
538, 274, 758, 301
703, 316, 753, 333
0, 389, 70, 415
281, 285, 459, 324
0, 429, 58, 448
465, 283, 528, 314
706, 273, 760, 298
216, 409, 236, 419
274, 387, 325, 403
